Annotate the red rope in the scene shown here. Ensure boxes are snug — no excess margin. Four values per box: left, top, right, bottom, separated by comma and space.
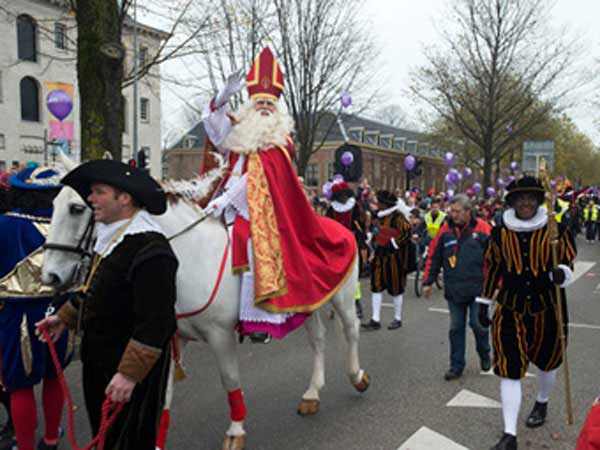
176, 234, 230, 319
42, 326, 124, 450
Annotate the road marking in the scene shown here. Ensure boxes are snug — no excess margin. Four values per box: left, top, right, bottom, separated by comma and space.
397, 426, 469, 450
446, 389, 501, 408
569, 322, 600, 330
428, 307, 449, 314
573, 261, 596, 282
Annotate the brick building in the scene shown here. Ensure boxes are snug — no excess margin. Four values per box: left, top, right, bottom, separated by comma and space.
165, 112, 449, 192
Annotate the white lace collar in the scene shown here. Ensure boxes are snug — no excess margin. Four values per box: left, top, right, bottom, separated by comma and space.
503, 206, 548, 232
331, 197, 356, 213
94, 209, 165, 257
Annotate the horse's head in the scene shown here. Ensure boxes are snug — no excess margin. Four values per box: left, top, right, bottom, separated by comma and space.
42, 185, 95, 289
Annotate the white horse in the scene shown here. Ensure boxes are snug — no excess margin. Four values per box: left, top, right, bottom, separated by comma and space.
41, 158, 370, 450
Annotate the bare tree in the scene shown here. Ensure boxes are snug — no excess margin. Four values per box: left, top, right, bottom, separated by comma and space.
376, 105, 412, 129
411, 0, 581, 186
174, 0, 380, 177
67, 0, 210, 160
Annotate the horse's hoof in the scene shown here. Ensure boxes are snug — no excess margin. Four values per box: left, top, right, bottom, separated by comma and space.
222, 434, 246, 450
354, 371, 370, 393
297, 398, 320, 416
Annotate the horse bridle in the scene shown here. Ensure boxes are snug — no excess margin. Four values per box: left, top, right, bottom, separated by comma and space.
43, 214, 96, 258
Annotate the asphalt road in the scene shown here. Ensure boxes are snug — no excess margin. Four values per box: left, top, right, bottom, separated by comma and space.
37, 235, 600, 449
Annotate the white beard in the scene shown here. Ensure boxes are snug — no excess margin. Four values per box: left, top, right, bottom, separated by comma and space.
222, 100, 295, 155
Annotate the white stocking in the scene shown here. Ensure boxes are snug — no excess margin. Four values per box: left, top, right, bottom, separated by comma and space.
500, 378, 522, 436
536, 369, 557, 403
392, 294, 403, 321
371, 292, 382, 322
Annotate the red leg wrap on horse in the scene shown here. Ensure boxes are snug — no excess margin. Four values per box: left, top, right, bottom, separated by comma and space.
228, 389, 247, 421
10, 387, 37, 450
41, 376, 64, 443
156, 409, 171, 450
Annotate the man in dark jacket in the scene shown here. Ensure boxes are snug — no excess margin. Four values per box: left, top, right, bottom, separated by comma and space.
423, 194, 491, 380
37, 160, 178, 450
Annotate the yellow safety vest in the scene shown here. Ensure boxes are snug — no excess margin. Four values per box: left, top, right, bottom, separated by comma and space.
543, 200, 569, 223
425, 211, 446, 239
584, 206, 598, 222
555, 199, 569, 223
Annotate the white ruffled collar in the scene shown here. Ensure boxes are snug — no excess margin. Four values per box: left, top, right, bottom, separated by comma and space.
503, 206, 548, 232
331, 197, 356, 213
94, 209, 165, 257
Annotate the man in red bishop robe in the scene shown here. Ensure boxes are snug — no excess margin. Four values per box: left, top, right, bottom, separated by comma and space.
201, 47, 356, 341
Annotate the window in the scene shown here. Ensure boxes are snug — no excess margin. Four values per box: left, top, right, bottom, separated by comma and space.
12, 161, 19, 169
0, 134, 4, 149
305, 163, 319, 186
17, 15, 37, 62
0, 161, 5, 172
327, 162, 334, 179
140, 97, 149, 122
54, 23, 66, 50
20, 77, 40, 121
139, 46, 148, 68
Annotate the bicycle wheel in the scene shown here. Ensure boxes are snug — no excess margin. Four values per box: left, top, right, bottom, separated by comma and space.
414, 267, 423, 297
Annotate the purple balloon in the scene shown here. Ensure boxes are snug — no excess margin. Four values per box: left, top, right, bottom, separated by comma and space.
47, 89, 73, 121
448, 171, 458, 183
445, 174, 454, 186
404, 155, 416, 171
508, 175, 515, 184
340, 92, 352, 109
497, 178, 505, 187
463, 167, 472, 178
446, 189, 455, 199
332, 174, 344, 182
550, 180, 557, 188
341, 151, 354, 167
486, 187, 496, 197
445, 152, 454, 165
456, 172, 463, 181
472, 182, 482, 194
449, 168, 459, 176
510, 161, 518, 171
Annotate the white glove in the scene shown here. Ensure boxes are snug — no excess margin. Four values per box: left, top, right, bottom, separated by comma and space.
205, 195, 230, 217
214, 70, 247, 109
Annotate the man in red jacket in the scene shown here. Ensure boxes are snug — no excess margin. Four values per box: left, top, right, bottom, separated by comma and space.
423, 194, 491, 380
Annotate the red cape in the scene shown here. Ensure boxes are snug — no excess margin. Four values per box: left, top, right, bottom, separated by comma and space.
252, 144, 356, 312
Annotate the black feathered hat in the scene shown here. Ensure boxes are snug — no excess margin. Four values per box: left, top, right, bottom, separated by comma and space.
376, 190, 397, 207
505, 176, 545, 207
61, 160, 167, 215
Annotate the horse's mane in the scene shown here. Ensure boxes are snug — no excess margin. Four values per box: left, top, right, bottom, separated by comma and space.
161, 153, 227, 206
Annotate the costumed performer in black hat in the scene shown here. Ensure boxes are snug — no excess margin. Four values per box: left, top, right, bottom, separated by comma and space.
36, 160, 178, 450
477, 176, 577, 450
361, 190, 412, 331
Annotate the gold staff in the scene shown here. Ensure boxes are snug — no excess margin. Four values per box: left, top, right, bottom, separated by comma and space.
539, 158, 574, 425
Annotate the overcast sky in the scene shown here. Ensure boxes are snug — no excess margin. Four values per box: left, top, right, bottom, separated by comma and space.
158, 0, 600, 145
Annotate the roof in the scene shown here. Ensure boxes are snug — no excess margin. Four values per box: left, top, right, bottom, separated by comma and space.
167, 111, 445, 160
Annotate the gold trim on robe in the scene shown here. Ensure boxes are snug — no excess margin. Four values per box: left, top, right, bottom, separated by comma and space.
247, 152, 288, 304
0, 247, 55, 298
20, 313, 32, 377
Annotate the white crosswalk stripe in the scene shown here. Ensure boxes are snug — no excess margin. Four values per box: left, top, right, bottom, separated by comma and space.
397, 426, 469, 450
